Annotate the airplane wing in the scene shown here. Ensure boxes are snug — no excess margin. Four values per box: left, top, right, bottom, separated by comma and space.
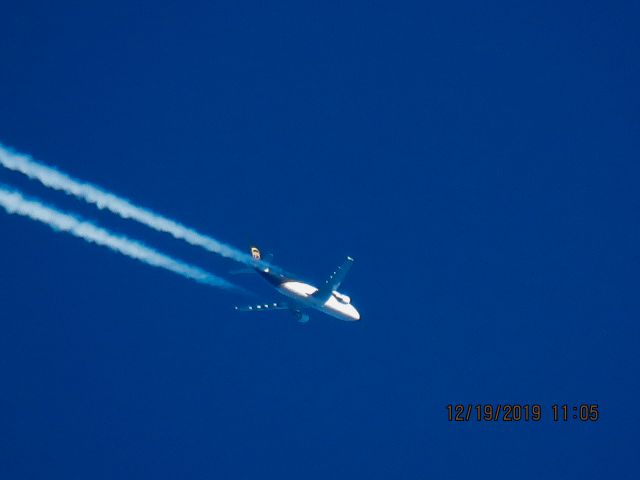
234, 302, 289, 312
313, 256, 354, 302
235, 302, 310, 323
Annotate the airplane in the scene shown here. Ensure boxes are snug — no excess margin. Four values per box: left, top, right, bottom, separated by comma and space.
234, 246, 361, 323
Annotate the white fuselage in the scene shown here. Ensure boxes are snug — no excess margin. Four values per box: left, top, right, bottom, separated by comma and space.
278, 281, 361, 321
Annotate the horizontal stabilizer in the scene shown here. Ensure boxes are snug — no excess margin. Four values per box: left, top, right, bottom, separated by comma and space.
230, 267, 255, 275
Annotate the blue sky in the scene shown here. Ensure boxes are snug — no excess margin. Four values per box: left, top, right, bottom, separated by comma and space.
1, 1, 639, 478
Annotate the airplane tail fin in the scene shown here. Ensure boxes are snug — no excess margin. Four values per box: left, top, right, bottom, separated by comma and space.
250, 246, 274, 265
230, 246, 273, 275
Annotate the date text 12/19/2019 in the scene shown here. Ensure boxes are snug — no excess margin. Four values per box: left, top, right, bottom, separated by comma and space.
446, 404, 599, 422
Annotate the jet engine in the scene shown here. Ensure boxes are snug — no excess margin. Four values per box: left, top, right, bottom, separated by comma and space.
293, 310, 310, 323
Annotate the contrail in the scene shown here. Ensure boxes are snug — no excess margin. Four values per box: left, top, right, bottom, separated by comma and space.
0, 185, 239, 291
0, 143, 268, 269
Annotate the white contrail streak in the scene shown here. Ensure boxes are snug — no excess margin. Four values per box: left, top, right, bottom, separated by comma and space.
0, 143, 264, 269
0, 186, 238, 290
